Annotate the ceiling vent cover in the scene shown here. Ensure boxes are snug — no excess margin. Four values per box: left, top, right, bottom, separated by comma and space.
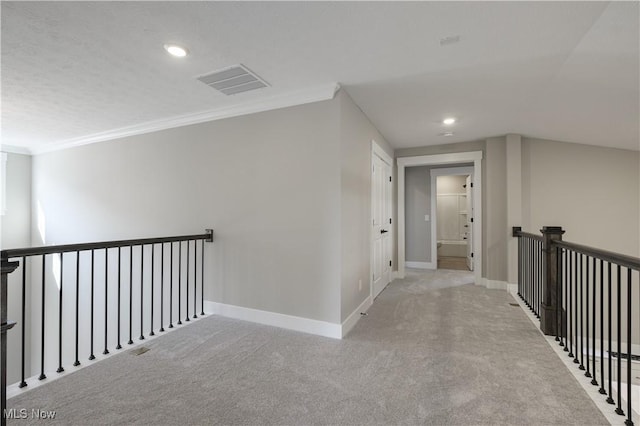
197, 64, 269, 96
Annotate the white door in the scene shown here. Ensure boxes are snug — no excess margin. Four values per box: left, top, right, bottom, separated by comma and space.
372, 153, 392, 298
465, 175, 474, 270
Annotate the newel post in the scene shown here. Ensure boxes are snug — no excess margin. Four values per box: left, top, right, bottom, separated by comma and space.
1, 255, 19, 426
540, 226, 564, 336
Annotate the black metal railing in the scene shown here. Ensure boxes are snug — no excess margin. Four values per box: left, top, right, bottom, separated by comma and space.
514, 228, 544, 318
1, 229, 213, 425
514, 226, 640, 425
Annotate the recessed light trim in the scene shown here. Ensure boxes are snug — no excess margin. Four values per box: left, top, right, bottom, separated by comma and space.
442, 117, 456, 125
439, 132, 455, 137
164, 44, 189, 58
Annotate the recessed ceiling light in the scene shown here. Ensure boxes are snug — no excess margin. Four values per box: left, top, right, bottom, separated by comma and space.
442, 117, 456, 125
439, 132, 454, 137
164, 44, 189, 58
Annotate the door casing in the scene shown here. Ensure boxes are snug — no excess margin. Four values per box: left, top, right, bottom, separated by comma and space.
397, 151, 483, 285
371, 140, 393, 299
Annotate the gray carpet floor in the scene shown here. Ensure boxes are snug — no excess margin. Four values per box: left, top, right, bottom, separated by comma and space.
8, 269, 608, 425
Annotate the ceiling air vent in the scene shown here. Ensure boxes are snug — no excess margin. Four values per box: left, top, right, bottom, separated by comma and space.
197, 64, 269, 96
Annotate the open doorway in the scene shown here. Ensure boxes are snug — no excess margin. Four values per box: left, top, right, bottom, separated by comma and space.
433, 170, 473, 271
397, 152, 483, 284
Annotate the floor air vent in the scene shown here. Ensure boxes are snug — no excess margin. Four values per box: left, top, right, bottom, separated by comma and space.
130, 347, 150, 356
197, 64, 269, 96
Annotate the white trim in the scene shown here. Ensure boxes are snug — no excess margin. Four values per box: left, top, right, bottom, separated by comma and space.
438, 240, 467, 245
1, 144, 31, 155
203, 300, 342, 339
371, 139, 393, 165
507, 283, 518, 295
30, 83, 340, 155
405, 261, 436, 270
370, 139, 394, 302
341, 296, 373, 338
397, 151, 483, 285
479, 278, 509, 290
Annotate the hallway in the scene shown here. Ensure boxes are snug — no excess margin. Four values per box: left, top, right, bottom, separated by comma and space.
7, 270, 607, 425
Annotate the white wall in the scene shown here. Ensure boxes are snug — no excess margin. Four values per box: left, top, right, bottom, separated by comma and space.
338, 90, 393, 322
1, 152, 32, 385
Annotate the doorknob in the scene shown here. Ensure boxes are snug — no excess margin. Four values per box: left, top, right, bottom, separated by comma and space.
381, 229, 388, 234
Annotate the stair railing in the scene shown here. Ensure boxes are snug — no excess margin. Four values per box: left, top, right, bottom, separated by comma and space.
1, 229, 213, 426
514, 226, 640, 425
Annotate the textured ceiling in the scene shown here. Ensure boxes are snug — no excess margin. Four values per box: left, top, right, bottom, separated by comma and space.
1, 1, 638, 153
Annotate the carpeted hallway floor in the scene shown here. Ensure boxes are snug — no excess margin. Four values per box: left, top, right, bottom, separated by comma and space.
8, 269, 608, 425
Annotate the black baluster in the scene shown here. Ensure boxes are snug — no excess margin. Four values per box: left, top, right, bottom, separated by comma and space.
616, 264, 624, 415
585, 256, 591, 377
186, 241, 190, 322
517, 237, 521, 298
599, 259, 606, 395
19, 257, 27, 386
524, 238, 528, 306
559, 249, 569, 352
73, 251, 80, 367
201, 239, 205, 316
89, 250, 95, 361
625, 268, 632, 425
140, 245, 145, 340
527, 238, 531, 308
178, 242, 182, 325
116, 247, 122, 350
39, 254, 46, 380
128, 245, 133, 345
57, 253, 64, 373
169, 242, 174, 329
538, 240, 542, 317
533, 239, 537, 314
568, 251, 573, 357
160, 243, 165, 332
579, 254, 585, 370
529, 238, 532, 308
150, 244, 155, 336
103, 249, 109, 355
591, 257, 597, 385
607, 262, 614, 404
574, 252, 579, 365
556, 246, 561, 343
193, 241, 197, 319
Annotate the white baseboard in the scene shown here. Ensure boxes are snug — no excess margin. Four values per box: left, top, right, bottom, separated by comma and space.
478, 277, 509, 290
203, 300, 342, 339
341, 296, 373, 338
405, 261, 436, 270
507, 283, 518, 296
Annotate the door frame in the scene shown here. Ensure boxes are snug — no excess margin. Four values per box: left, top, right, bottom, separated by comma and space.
371, 140, 393, 299
430, 166, 474, 271
397, 151, 483, 285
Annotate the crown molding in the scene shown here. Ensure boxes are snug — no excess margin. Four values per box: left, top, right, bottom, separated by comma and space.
1, 144, 32, 155
31, 83, 341, 155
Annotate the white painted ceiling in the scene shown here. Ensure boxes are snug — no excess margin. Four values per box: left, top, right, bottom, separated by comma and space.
2, 1, 638, 153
